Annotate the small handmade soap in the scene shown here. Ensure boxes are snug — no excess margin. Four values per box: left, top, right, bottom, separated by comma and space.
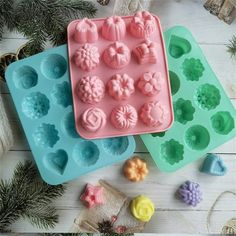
200, 153, 227, 176
177, 180, 202, 207
123, 156, 149, 182
130, 195, 155, 222
80, 183, 105, 208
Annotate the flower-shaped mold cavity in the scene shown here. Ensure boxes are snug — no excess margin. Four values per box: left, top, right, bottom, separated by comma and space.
51, 81, 72, 108
211, 111, 235, 135
137, 72, 162, 96
169, 71, 180, 95
185, 125, 210, 150
41, 54, 67, 79
102, 16, 126, 41
182, 58, 205, 81
33, 123, 59, 148
103, 42, 130, 69
45, 149, 68, 175
133, 40, 158, 65
151, 131, 166, 137
73, 141, 99, 167
168, 35, 191, 58
111, 104, 138, 130
74, 44, 100, 71
174, 98, 195, 124
140, 101, 165, 127
13, 65, 38, 89
62, 112, 80, 138
22, 92, 50, 119
81, 107, 106, 132
194, 83, 221, 110
74, 18, 98, 44
102, 137, 129, 155
130, 11, 155, 38
160, 139, 184, 165
107, 73, 135, 100
77, 76, 105, 104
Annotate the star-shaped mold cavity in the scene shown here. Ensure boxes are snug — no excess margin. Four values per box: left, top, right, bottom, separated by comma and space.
51, 81, 72, 108
80, 183, 105, 208
182, 58, 204, 81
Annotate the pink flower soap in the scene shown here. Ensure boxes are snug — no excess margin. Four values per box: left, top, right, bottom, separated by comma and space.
102, 16, 126, 41
107, 73, 135, 100
80, 183, 105, 208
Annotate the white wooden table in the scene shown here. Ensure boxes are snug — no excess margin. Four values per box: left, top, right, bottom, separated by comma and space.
1, 0, 236, 234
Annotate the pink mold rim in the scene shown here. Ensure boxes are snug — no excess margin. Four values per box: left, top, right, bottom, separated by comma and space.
74, 18, 98, 44
77, 76, 105, 104
111, 104, 138, 130
130, 11, 155, 39
81, 107, 107, 132
102, 16, 126, 41
74, 44, 100, 71
103, 41, 131, 69
107, 73, 135, 101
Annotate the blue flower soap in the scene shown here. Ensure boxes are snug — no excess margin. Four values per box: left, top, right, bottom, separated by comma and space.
200, 153, 227, 176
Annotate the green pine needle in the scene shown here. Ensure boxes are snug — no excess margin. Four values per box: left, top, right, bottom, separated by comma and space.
0, 161, 65, 232
227, 35, 236, 58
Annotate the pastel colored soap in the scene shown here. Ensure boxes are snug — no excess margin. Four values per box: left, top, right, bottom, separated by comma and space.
102, 16, 126, 41
200, 153, 227, 176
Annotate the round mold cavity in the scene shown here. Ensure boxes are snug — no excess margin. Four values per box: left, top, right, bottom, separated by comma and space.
160, 139, 184, 165
168, 35, 191, 59
22, 92, 50, 119
13, 65, 38, 89
169, 71, 180, 95
41, 54, 67, 79
151, 131, 166, 137
194, 83, 221, 110
33, 123, 59, 148
102, 137, 129, 155
62, 112, 80, 138
51, 81, 72, 108
174, 98, 195, 124
185, 125, 210, 150
211, 111, 235, 135
73, 141, 99, 167
182, 58, 205, 81
45, 149, 68, 175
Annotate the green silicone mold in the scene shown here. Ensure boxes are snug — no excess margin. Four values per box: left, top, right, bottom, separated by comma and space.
140, 26, 236, 172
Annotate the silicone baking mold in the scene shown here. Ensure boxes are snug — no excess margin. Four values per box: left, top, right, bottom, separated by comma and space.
5, 45, 136, 185
67, 11, 173, 139
140, 26, 236, 172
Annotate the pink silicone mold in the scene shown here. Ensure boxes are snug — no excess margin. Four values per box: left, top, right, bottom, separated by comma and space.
67, 11, 173, 139
102, 16, 126, 41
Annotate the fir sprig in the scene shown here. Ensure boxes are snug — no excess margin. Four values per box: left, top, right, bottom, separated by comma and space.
0, 161, 65, 232
227, 35, 236, 58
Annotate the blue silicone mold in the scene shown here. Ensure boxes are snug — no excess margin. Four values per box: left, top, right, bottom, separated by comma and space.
5, 45, 136, 185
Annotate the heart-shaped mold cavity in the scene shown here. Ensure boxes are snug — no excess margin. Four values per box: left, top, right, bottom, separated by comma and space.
185, 125, 210, 150
151, 131, 166, 137
51, 81, 72, 108
13, 65, 38, 89
160, 139, 184, 165
33, 123, 59, 148
182, 58, 205, 81
45, 149, 68, 175
174, 98, 195, 124
194, 83, 221, 110
73, 141, 99, 167
211, 111, 235, 135
169, 35, 191, 59
169, 71, 180, 95
41, 54, 67, 79
62, 112, 80, 138
102, 137, 129, 155
22, 92, 50, 119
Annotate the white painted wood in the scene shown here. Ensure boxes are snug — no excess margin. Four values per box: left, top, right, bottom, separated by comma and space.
0, 0, 236, 233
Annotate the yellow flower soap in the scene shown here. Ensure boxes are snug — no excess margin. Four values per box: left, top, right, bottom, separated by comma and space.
130, 195, 155, 222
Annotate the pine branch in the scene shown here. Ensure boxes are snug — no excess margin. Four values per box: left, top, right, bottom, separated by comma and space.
227, 35, 236, 58
0, 161, 65, 232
